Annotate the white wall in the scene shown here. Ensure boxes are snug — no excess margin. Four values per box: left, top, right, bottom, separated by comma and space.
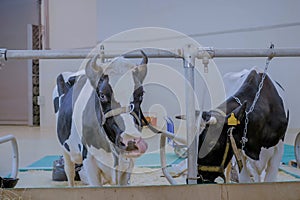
0, 0, 39, 124
40, 0, 300, 136
48, 0, 97, 49
96, 0, 300, 132
39, 0, 97, 128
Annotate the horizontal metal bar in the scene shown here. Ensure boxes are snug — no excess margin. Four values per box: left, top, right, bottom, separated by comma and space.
2, 47, 300, 60
4, 48, 182, 60
199, 48, 300, 58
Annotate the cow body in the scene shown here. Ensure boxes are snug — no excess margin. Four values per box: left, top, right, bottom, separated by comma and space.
53, 52, 148, 186
198, 67, 288, 183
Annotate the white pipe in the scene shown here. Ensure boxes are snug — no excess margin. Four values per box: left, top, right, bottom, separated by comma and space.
0, 135, 19, 178
160, 134, 177, 185
147, 124, 187, 145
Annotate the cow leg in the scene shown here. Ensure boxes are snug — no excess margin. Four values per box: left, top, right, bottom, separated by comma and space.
84, 153, 102, 186
117, 156, 133, 185
248, 148, 272, 182
238, 154, 253, 183
264, 140, 284, 182
63, 151, 75, 187
225, 160, 232, 183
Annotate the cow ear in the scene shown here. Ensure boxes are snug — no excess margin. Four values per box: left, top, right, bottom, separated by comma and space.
85, 54, 103, 89
226, 101, 247, 124
132, 51, 148, 88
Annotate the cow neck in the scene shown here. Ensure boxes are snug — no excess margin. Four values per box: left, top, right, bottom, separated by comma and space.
198, 126, 244, 183
198, 102, 244, 183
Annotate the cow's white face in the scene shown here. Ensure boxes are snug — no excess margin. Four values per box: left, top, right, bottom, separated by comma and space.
85, 52, 148, 158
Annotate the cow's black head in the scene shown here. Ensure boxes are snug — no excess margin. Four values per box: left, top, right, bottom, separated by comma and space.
85, 51, 148, 158
197, 101, 247, 183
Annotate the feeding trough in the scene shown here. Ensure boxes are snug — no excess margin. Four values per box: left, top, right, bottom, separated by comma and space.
0, 177, 19, 188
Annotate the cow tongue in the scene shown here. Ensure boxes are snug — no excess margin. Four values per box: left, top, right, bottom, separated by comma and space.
134, 138, 148, 154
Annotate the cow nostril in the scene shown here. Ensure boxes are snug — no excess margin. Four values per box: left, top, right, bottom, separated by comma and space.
126, 140, 138, 151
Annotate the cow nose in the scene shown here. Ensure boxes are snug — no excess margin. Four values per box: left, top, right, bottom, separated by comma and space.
126, 140, 139, 151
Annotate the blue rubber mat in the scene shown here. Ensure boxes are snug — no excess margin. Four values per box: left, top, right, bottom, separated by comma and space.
19, 155, 60, 171
282, 144, 295, 165
19, 153, 184, 171
19, 144, 294, 171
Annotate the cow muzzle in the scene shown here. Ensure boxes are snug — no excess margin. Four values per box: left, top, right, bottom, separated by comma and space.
122, 137, 148, 158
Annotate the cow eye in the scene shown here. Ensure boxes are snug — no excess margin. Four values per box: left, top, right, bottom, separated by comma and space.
99, 93, 106, 101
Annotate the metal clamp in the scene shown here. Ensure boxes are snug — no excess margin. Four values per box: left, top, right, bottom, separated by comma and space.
99, 45, 105, 63
0, 48, 7, 61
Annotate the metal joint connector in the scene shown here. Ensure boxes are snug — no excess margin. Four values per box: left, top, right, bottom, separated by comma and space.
0, 48, 7, 61
198, 47, 214, 59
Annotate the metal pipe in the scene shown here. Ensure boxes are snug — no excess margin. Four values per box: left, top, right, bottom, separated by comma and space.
0, 135, 19, 179
184, 58, 198, 185
3, 48, 182, 60
2, 48, 300, 60
198, 47, 300, 58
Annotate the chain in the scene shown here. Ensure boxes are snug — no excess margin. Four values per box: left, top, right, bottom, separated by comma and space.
240, 55, 273, 149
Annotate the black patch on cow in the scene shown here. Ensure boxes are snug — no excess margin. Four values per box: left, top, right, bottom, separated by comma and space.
57, 74, 77, 96
131, 86, 145, 128
57, 86, 73, 147
82, 145, 87, 160
53, 97, 59, 114
64, 143, 70, 152
96, 75, 126, 149
81, 91, 111, 152
56, 74, 66, 96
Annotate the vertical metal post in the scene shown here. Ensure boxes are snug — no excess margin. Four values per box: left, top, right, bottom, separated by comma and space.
184, 45, 198, 184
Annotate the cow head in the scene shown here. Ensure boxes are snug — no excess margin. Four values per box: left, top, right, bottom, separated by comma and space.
85, 51, 148, 158
197, 101, 247, 183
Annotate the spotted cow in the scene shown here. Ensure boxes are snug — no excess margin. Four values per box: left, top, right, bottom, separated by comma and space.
53, 51, 148, 186
197, 67, 289, 183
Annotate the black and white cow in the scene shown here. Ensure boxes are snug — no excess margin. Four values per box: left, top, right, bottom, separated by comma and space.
197, 67, 289, 183
53, 51, 149, 186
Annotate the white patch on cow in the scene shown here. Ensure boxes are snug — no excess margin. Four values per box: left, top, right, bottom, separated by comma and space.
88, 146, 116, 184
121, 113, 142, 139
72, 79, 93, 138
239, 140, 284, 182
103, 57, 136, 106
65, 122, 83, 164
